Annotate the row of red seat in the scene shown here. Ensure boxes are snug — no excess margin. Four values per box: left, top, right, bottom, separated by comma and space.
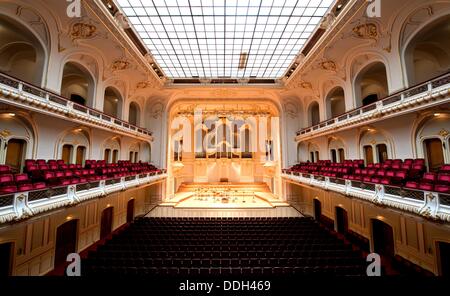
285, 159, 450, 194
0, 160, 161, 195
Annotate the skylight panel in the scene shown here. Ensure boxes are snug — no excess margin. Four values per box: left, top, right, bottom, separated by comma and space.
117, 0, 335, 79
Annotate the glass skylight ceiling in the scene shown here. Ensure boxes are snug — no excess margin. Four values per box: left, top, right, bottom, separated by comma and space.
117, 0, 335, 79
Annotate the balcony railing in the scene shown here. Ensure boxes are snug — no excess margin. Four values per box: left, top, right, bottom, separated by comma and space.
0, 170, 167, 224
0, 72, 153, 138
296, 72, 450, 138
282, 171, 450, 222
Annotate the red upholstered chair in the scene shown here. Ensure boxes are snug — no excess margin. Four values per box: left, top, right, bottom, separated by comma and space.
33, 182, 47, 190
56, 160, 65, 165
405, 181, 419, 190
47, 160, 57, 165
36, 159, 46, 165
18, 184, 34, 192
413, 159, 425, 166
0, 174, 14, 186
25, 159, 36, 167
440, 165, 450, 173
422, 172, 437, 184
404, 159, 413, 165
0, 185, 17, 194
39, 164, 49, 171
435, 184, 450, 194
0, 165, 11, 175
437, 174, 450, 185
419, 183, 434, 191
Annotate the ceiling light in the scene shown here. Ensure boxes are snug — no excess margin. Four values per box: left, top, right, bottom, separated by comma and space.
7, 113, 15, 117
75, 128, 82, 132
434, 113, 442, 117
66, 215, 73, 220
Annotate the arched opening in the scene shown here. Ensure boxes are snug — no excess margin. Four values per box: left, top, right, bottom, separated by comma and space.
61, 62, 95, 107
404, 15, 450, 86
371, 219, 395, 258
308, 102, 320, 126
437, 241, 450, 276
100, 207, 114, 240
104, 148, 111, 163
0, 242, 13, 276
424, 138, 444, 172
126, 199, 135, 223
62, 144, 73, 164
242, 128, 252, 158
104, 87, 123, 119
0, 15, 46, 85
354, 62, 389, 107
313, 199, 322, 222
325, 87, 346, 119
376, 143, 388, 163
54, 219, 78, 269
338, 148, 345, 163
335, 207, 348, 234
364, 145, 374, 165
331, 149, 337, 163
5, 138, 26, 173
129, 102, 140, 126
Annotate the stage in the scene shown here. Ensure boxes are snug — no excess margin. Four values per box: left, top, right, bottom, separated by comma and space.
147, 182, 301, 218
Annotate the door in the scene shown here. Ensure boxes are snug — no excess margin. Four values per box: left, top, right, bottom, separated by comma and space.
364, 145, 374, 165
5, 139, 26, 173
313, 199, 322, 222
126, 199, 135, 223
54, 220, 78, 268
372, 219, 395, 258
424, 139, 444, 172
335, 207, 348, 234
75, 146, 86, 165
100, 207, 114, 239
376, 144, 388, 163
437, 241, 450, 276
331, 149, 337, 163
338, 148, 345, 163
0, 242, 13, 276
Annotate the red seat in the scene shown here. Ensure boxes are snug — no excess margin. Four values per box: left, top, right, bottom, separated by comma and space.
14, 174, 30, 184
25, 159, 36, 167
0, 185, 17, 194
0, 165, 11, 175
18, 184, 34, 192
36, 159, 46, 165
56, 160, 65, 165
419, 183, 434, 191
435, 184, 450, 194
437, 174, 450, 185
47, 160, 57, 165
440, 165, 450, 173
33, 182, 47, 190
405, 181, 419, 189
0, 174, 14, 186
422, 172, 437, 184
413, 159, 425, 166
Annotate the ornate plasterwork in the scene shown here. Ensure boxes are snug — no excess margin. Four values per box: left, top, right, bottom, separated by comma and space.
352, 23, 378, 40
0, 130, 12, 138
111, 59, 130, 71
439, 129, 449, 138
319, 60, 337, 72
70, 23, 97, 41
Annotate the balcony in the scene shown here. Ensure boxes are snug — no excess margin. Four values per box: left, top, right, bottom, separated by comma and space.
296, 72, 450, 141
0, 170, 167, 224
0, 72, 153, 140
282, 171, 450, 222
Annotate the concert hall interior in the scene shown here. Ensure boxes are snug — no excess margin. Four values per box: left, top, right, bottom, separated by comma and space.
0, 0, 449, 278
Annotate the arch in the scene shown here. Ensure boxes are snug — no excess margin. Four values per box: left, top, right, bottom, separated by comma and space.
128, 101, 141, 126
325, 87, 346, 119
61, 62, 96, 107
0, 112, 36, 172
102, 137, 121, 163
0, 13, 47, 86
359, 128, 393, 165
307, 101, 320, 126
402, 14, 450, 86
141, 142, 152, 162
354, 61, 389, 108
104, 86, 123, 119
54, 219, 78, 269
307, 142, 320, 162
56, 128, 90, 165
328, 137, 346, 163
128, 142, 140, 162
414, 112, 450, 171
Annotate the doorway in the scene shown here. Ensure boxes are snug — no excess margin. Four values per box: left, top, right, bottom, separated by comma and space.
437, 241, 450, 276
126, 199, 135, 223
0, 242, 13, 276
54, 220, 78, 268
5, 139, 26, 173
335, 207, 348, 234
424, 138, 444, 172
100, 207, 114, 239
372, 219, 395, 258
313, 199, 322, 222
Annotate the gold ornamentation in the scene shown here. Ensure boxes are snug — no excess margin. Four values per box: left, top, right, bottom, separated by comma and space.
439, 129, 449, 137
369, 139, 377, 145
136, 81, 152, 89
300, 81, 312, 89
111, 60, 130, 71
352, 23, 378, 40
320, 61, 337, 71
0, 130, 12, 138
70, 23, 97, 41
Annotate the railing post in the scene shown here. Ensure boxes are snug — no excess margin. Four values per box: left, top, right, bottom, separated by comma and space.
99, 180, 106, 195
18, 82, 23, 92
419, 191, 438, 219
13, 192, 33, 220
67, 185, 79, 204
324, 177, 330, 190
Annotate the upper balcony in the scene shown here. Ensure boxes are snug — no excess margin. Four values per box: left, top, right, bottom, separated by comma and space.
0, 72, 153, 140
296, 73, 450, 142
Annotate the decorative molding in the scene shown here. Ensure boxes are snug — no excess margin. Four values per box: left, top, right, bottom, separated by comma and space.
352, 23, 378, 40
